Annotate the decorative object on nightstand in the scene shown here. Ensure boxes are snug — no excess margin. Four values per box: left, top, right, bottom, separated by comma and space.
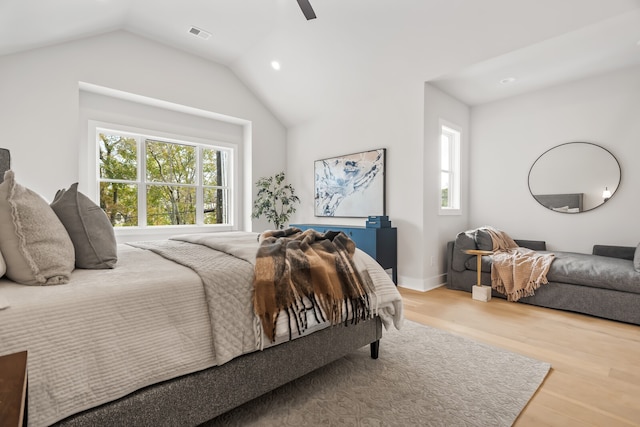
464, 249, 494, 302
366, 215, 391, 228
0, 350, 28, 427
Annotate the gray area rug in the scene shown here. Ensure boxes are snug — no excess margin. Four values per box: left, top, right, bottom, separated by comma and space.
205, 320, 551, 427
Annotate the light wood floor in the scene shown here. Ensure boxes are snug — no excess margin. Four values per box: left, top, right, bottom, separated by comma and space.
399, 286, 640, 426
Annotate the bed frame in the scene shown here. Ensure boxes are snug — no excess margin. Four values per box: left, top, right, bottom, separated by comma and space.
53, 317, 382, 426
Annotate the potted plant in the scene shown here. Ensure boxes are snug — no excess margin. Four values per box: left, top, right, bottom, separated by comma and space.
251, 171, 300, 230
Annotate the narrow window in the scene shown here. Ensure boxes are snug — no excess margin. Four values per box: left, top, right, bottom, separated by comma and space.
96, 126, 233, 228
439, 121, 461, 214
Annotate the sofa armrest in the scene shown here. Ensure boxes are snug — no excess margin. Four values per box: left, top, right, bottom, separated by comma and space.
514, 239, 546, 251
592, 245, 635, 261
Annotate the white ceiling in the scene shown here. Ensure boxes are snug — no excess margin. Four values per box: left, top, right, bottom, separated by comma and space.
1, 0, 639, 126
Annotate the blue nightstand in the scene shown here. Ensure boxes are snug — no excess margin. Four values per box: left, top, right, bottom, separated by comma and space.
291, 224, 397, 284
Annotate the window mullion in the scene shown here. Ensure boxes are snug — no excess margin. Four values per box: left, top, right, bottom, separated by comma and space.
138, 137, 147, 227
195, 146, 204, 225
448, 140, 454, 208
448, 170, 454, 208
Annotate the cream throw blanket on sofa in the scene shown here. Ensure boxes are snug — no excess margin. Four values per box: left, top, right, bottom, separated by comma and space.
483, 227, 555, 302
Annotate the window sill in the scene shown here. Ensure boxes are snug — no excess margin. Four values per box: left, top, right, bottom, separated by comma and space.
438, 208, 462, 216
113, 224, 236, 243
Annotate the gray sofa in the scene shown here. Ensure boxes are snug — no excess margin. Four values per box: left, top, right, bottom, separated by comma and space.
446, 229, 640, 326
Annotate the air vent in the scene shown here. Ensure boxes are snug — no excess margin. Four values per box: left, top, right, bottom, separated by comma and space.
188, 26, 211, 40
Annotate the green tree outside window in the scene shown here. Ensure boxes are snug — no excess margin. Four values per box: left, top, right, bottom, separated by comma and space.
98, 131, 230, 227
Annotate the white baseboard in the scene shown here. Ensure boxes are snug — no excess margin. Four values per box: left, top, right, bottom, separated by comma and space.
397, 274, 446, 292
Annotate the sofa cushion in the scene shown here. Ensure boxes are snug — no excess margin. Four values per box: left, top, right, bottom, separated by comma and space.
465, 255, 493, 272
592, 245, 635, 261
546, 251, 640, 295
634, 244, 640, 272
514, 239, 547, 251
51, 183, 117, 269
474, 229, 493, 251
473, 230, 547, 252
452, 231, 477, 272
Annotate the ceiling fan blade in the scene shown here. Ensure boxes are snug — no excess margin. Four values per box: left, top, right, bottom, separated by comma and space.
297, 0, 317, 20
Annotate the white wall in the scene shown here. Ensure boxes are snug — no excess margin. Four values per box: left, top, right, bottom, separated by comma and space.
469, 64, 640, 253
0, 30, 286, 232
288, 80, 427, 290
423, 84, 470, 288
287, 80, 472, 291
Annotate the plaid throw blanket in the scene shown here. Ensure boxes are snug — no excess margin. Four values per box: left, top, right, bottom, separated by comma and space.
253, 227, 374, 342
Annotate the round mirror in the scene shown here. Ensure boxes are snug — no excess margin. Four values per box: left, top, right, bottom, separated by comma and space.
528, 142, 620, 213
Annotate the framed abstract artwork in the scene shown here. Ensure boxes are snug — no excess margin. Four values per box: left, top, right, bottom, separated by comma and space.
314, 148, 386, 217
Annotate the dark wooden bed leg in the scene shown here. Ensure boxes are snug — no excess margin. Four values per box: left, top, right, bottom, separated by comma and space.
370, 340, 380, 359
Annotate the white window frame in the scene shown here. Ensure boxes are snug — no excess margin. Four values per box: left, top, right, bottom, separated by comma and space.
87, 120, 238, 237
438, 119, 461, 216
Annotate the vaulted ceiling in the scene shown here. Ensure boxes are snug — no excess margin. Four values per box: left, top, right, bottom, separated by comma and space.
2, 0, 639, 126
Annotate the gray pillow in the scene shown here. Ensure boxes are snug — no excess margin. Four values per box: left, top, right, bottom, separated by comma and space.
51, 183, 118, 269
0, 171, 75, 285
634, 243, 640, 273
474, 229, 493, 251
452, 231, 476, 272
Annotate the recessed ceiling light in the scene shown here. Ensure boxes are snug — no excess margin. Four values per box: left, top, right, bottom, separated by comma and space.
500, 77, 516, 85
271, 61, 281, 70
188, 26, 211, 40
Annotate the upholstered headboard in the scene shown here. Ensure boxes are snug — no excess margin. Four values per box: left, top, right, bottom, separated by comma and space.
0, 148, 10, 183
533, 193, 584, 212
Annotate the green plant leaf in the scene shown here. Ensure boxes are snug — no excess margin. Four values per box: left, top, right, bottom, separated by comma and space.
251, 171, 300, 230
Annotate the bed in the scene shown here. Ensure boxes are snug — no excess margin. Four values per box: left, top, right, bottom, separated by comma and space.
0, 161, 403, 427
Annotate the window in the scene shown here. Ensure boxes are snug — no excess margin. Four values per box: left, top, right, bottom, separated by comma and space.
96, 126, 233, 228
439, 121, 461, 214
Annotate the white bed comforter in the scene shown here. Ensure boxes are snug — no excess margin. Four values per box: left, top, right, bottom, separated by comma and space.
170, 232, 404, 344
0, 232, 403, 427
0, 245, 215, 427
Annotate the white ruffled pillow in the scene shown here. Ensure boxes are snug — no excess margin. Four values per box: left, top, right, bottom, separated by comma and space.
634, 243, 640, 273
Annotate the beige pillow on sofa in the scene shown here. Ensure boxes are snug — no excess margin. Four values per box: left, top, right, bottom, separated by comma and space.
0, 171, 75, 285
51, 183, 117, 269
